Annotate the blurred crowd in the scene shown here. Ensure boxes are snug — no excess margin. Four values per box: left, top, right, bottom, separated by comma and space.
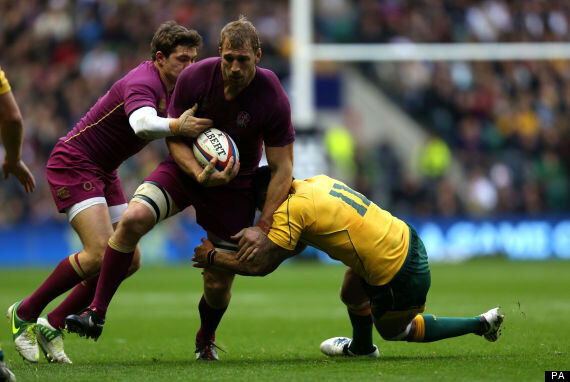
0, 0, 290, 226
316, 0, 570, 217
1, 0, 569, 226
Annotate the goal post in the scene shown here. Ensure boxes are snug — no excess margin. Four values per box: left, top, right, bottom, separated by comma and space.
290, 0, 570, 128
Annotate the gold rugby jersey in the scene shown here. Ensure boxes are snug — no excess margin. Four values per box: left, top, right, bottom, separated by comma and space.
267, 175, 410, 286
0, 67, 11, 95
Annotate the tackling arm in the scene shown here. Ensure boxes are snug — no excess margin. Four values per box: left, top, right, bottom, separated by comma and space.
193, 233, 296, 276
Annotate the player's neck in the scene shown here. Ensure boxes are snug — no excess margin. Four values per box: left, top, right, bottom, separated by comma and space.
155, 62, 175, 92
223, 69, 256, 100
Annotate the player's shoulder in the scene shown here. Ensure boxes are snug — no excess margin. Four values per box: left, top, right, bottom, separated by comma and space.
181, 57, 220, 80
290, 178, 318, 200
120, 61, 161, 87
255, 66, 282, 88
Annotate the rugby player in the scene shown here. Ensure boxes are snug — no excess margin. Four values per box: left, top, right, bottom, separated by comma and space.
0, 66, 35, 193
1, 65, 34, 382
65, 16, 295, 361
8, 21, 205, 364
192, 166, 505, 357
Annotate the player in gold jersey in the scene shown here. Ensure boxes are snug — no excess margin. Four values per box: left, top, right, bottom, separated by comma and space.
1, 66, 34, 381
193, 166, 504, 357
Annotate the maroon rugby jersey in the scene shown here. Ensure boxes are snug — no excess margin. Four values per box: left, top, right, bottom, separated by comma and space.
59, 61, 170, 172
169, 57, 295, 187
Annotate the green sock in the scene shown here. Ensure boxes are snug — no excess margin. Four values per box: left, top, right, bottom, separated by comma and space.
347, 311, 374, 354
421, 315, 483, 342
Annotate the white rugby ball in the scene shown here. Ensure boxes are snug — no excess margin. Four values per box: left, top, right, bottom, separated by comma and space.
192, 128, 239, 171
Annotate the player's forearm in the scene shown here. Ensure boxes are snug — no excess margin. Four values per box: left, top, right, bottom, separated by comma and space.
258, 162, 292, 231
166, 137, 202, 180
0, 91, 24, 162
210, 250, 272, 276
1, 119, 24, 162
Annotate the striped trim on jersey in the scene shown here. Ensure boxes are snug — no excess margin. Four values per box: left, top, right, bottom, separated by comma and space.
64, 102, 125, 143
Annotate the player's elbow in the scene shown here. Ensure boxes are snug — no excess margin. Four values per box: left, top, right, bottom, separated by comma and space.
1, 117, 23, 131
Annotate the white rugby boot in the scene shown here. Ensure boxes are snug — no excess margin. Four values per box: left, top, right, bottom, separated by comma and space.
7, 302, 39, 362
37, 317, 72, 364
480, 307, 504, 342
320, 337, 379, 357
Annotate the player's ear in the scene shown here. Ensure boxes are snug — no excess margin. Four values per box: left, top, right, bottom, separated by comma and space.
155, 51, 165, 64
255, 48, 261, 64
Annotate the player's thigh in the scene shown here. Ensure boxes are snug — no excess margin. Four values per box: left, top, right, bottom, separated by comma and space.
143, 156, 255, 242
70, 203, 113, 249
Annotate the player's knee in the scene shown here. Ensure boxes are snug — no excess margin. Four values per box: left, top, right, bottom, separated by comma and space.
204, 274, 232, 293
119, 203, 155, 239
377, 325, 411, 341
339, 285, 368, 310
84, 235, 112, 264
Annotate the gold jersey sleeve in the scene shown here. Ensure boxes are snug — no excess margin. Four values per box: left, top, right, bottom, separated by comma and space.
268, 175, 410, 286
0, 67, 12, 95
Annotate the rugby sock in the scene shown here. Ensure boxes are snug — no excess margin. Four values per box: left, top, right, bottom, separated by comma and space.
17, 254, 84, 322
196, 295, 227, 344
91, 243, 134, 320
347, 309, 375, 354
47, 275, 99, 329
408, 314, 483, 342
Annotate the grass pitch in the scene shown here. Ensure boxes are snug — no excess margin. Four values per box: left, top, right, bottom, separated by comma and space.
1, 257, 568, 381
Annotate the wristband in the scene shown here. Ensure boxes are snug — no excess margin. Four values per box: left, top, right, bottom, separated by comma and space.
207, 249, 217, 265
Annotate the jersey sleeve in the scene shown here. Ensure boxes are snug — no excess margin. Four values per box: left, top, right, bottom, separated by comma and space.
123, 76, 161, 116
0, 68, 12, 95
267, 193, 313, 250
262, 73, 295, 147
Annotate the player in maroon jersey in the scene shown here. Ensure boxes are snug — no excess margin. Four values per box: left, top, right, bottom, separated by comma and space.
8, 21, 206, 364
65, 16, 295, 361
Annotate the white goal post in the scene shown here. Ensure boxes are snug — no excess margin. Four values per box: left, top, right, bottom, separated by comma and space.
290, 0, 570, 127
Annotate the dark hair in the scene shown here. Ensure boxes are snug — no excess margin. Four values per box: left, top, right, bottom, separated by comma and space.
218, 15, 260, 52
151, 21, 202, 61
252, 165, 272, 197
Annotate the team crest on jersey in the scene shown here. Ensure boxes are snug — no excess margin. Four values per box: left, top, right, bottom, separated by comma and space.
56, 187, 70, 200
236, 111, 251, 128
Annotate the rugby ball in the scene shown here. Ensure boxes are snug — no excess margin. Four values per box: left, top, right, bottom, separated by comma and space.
192, 128, 239, 171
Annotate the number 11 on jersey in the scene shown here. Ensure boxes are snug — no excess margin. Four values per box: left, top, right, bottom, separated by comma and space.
329, 183, 370, 216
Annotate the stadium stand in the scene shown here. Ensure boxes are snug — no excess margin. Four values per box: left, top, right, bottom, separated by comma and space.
0, 0, 568, 227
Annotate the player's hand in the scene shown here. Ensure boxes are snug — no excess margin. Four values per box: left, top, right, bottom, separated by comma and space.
231, 226, 266, 262
192, 238, 215, 268
172, 104, 213, 138
195, 156, 240, 187
2, 159, 36, 193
